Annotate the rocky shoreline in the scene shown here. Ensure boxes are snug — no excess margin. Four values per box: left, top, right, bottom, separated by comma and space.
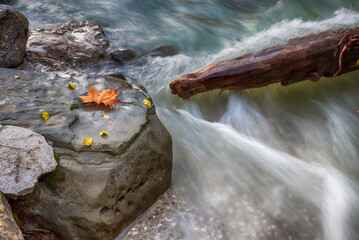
0, 4, 174, 240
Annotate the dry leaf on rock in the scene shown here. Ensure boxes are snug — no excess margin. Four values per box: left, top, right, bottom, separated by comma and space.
100, 130, 108, 136
84, 137, 93, 146
14, 75, 21, 79
41, 112, 49, 121
143, 99, 151, 108
103, 115, 110, 119
79, 86, 120, 114
68, 82, 76, 90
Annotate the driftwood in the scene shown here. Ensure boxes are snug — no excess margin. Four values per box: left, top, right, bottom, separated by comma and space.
169, 27, 359, 99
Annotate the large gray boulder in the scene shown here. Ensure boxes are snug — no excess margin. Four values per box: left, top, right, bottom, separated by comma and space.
0, 68, 172, 239
0, 5, 29, 67
0, 125, 57, 197
17, 21, 109, 72
0, 194, 24, 240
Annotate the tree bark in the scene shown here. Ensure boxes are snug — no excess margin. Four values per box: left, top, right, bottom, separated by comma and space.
169, 27, 359, 99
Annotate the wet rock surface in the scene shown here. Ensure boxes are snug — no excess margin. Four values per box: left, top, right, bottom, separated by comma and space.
123, 186, 321, 240
17, 21, 109, 72
110, 44, 179, 66
0, 5, 29, 68
0, 194, 24, 240
123, 187, 232, 240
122, 188, 185, 240
0, 67, 172, 240
122, 187, 227, 240
0, 125, 57, 197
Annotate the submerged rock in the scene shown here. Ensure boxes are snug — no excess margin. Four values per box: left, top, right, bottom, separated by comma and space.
111, 47, 136, 64
0, 68, 172, 239
147, 45, 179, 57
0, 5, 29, 67
0, 194, 24, 240
0, 0, 18, 4
17, 21, 109, 72
0, 125, 57, 197
100, 71, 127, 80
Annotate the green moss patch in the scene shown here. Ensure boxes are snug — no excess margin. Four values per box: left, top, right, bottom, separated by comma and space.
103, 151, 117, 156
54, 151, 60, 164
40, 151, 65, 190
13, 213, 20, 227
70, 104, 80, 111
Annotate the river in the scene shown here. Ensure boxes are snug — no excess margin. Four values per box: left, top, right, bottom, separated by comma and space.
10, 0, 359, 239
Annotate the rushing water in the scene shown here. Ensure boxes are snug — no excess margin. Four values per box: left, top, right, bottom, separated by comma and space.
9, 0, 359, 239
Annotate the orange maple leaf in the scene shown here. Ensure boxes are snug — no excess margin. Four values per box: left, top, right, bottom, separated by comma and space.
79, 85, 120, 114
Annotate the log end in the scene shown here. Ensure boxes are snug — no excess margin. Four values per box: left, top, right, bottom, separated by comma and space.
169, 73, 204, 99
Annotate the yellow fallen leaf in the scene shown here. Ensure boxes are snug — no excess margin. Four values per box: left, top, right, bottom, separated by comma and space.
100, 130, 108, 136
84, 137, 93, 146
41, 112, 49, 121
103, 115, 110, 119
14, 75, 20, 79
143, 99, 151, 108
109, 121, 114, 124
67, 82, 76, 90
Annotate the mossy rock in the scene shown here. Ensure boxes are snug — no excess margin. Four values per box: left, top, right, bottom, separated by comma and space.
40, 152, 65, 190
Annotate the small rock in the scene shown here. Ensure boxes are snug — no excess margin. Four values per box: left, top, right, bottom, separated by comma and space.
100, 71, 126, 80
147, 45, 179, 57
0, 125, 57, 196
0, 194, 24, 240
111, 47, 136, 64
0, 5, 29, 67
17, 21, 109, 72
0, 0, 17, 3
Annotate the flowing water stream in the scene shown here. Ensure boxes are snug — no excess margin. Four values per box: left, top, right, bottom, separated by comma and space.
9, 0, 359, 239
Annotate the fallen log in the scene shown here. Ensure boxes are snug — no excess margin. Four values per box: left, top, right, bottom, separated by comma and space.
169, 27, 359, 99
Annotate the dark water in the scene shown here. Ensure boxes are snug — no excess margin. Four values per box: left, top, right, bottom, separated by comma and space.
9, 1, 359, 239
